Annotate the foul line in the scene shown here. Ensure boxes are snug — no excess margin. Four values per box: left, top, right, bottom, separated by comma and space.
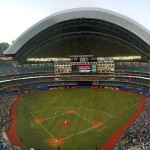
22, 101, 54, 138
32, 114, 54, 138
30, 122, 34, 127
113, 103, 139, 117
64, 125, 108, 139
98, 126, 108, 132
21, 101, 139, 142
22, 102, 114, 141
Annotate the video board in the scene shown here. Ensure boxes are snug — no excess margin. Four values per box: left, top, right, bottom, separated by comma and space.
72, 65, 96, 73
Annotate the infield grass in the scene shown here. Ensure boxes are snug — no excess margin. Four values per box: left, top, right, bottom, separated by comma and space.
16, 89, 142, 150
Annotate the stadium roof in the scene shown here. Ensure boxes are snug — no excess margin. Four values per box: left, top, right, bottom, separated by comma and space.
4, 7, 150, 61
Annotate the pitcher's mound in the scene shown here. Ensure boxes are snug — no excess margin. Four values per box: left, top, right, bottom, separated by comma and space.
61, 121, 72, 127
48, 137, 65, 147
92, 121, 103, 128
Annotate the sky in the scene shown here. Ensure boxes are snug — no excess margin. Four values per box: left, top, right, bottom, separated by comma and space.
0, 0, 150, 44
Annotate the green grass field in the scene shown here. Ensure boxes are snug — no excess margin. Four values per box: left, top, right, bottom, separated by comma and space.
16, 89, 142, 150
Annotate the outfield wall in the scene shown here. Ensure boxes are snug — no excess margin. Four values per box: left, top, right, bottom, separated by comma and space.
17, 83, 149, 96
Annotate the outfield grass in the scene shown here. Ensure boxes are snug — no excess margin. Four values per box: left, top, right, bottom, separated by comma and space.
16, 89, 142, 150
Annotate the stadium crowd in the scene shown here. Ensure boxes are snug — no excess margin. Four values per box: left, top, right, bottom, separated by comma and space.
115, 78, 149, 86
0, 92, 21, 150
0, 63, 54, 76
115, 97, 150, 150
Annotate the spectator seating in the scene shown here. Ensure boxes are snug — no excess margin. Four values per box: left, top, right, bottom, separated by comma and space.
0, 63, 54, 75
115, 97, 150, 150
115, 66, 150, 73
0, 92, 22, 150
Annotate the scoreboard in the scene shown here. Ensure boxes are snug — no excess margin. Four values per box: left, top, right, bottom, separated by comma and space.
54, 57, 114, 74
72, 65, 97, 73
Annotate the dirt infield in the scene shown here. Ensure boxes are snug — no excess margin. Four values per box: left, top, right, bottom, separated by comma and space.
8, 95, 27, 150
35, 118, 44, 124
92, 121, 103, 128
48, 137, 65, 147
100, 96, 147, 150
67, 109, 77, 114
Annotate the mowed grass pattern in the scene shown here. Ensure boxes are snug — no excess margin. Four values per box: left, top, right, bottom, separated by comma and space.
16, 89, 142, 150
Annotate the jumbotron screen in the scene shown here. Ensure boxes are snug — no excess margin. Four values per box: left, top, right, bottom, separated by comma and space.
72, 65, 97, 73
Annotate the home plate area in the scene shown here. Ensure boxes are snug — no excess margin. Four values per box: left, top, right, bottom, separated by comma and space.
35, 109, 104, 148
49, 137, 65, 147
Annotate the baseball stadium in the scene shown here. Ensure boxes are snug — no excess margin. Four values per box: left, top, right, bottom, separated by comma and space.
0, 8, 150, 150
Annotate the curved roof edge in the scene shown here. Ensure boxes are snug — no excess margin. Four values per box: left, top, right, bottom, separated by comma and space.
4, 7, 150, 55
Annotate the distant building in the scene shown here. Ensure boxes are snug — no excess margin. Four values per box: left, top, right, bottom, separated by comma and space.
0, 42, 10, 54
